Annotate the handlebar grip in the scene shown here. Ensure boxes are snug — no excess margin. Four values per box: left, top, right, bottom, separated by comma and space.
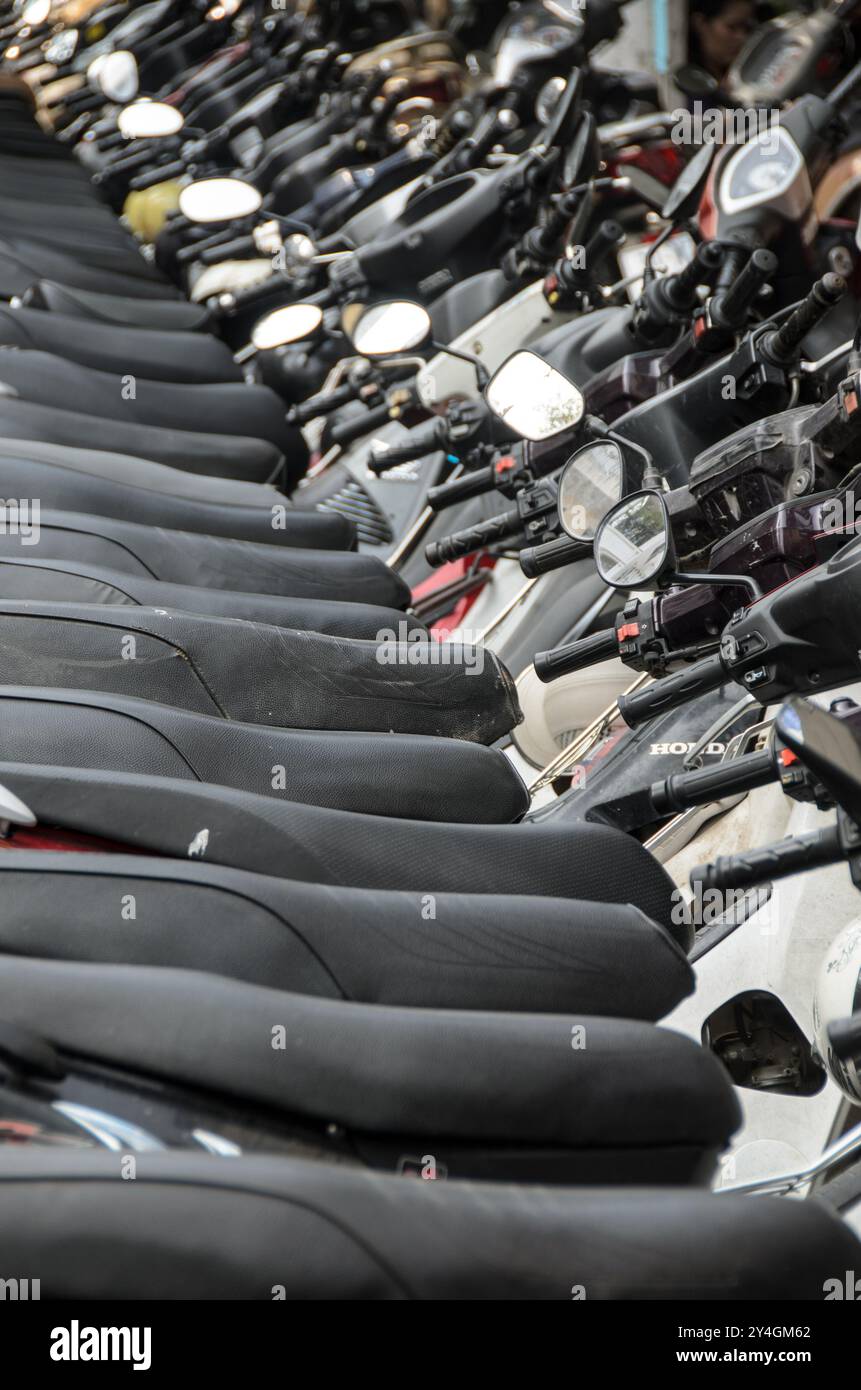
427, 465, 495, 511
129, 159, 187, 191
289, 382, 357, 426
766, 272, 846, 362
690, 824, 843, 893
650, 748, 775, 816
426, 508, 522, 566
519, 535, 592, 577
329, 400, 393, 448
368, 420, 446, 475
617, 652, 726, 728
534, 627, 619, 683
712, 248, 777, 326
198, 234, 256, 266
827, 1012, 861, 1064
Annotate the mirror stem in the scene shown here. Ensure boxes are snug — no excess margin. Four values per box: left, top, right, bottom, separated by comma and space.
669, 570, 762, 601
430, 340, 490, 389
585, 416, 662, 489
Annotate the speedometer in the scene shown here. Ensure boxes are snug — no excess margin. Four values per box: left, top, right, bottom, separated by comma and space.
720, 126, 806, 214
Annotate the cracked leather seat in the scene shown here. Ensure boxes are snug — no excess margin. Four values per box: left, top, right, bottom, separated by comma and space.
0, 305, 242, 385
0, 955, 741, 1185
0, 849, 693, 1017
0, 557, 417, 638
0, 688, 527, 822
0, 601, 519, 741
0, 764, 685, 938
0, 453, 353, 547
0, 1151, 854, 1299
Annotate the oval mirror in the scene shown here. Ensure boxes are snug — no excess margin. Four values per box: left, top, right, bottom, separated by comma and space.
486, 351, 584, 442
251, 303, 324, 352
45, 27, 78, 64
91, 50, 139, 103
179, 177, 263, 224
118, 100, 184, 140
22, 0, 51, 24
350, 300, 432, 357
594, 490, 673, 589
557, 440, 624, 541
673, 63, 719, 101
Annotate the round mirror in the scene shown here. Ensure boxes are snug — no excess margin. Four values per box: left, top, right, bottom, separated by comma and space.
486, 351, 584, 442
22, 0, 51, 24
350, 301, 432, 357
179, 177, 263, 224
118, 101, 184, 140
91, 50, 139, 103
251, 303, 324, 352
557, 440, 624, 541
594, 491, 672, 589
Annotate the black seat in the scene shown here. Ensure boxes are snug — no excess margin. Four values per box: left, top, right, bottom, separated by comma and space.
0, 452, 353, 548
1, 1151, 855, 1299
0, 955, 740, 1184
0, 236, 181, 298
0, 393, 285, 483
24, 279, 213, 331
0, 305, 242, 384
0, 557, 414, 638
0, 849, 693, 1017
0, 688, 528, 822
0, 764, 687, 940
0, 348, 296, 462
0, 601, 520, 741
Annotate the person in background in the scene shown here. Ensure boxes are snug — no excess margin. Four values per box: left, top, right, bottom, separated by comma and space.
689, 0, 756, 81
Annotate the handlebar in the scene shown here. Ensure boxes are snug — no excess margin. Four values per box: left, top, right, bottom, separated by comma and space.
519, 534, 593, 577
368, 419, 448, 475
426, 508, 522, 566
764, 272, 846, 363
289, 381, 358, 426
690, 824, 843, 893
534, 626, 618, 683
427, 466, 496, 511
650, 748, 775, 815
827, 1011, 861, 1064
617, 652, 727, 727
329, 400, 393, 447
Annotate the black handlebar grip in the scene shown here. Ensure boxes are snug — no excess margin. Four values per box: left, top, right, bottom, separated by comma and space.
712, 248, 777, 326
650, 748, 775, 816
534, 627, 619, 683
426, 508, 522, 566
129, 159, 186, 191
827, 1012, 861, 1064
519, 535, 593, 577
198, 234, 257, 266
662, 240, 724, 311
427, 465, 496, 511
690, 824, 843, 893
618, 652, 727, 728
766, 272, 846, 362
584, 219, 625, 265
329, 400, 393, 448
289, 382, 357, 426
368, 420, 446, 475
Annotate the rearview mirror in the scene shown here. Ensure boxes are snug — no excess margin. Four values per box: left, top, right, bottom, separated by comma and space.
557, 440, 624, 541
594, 490, 675, 588
90, 50, 139, 104
22, 0, 51, 24
348, 300, 432, 357
251, 303, 324, 352
118, 101, 184, 140
775, 698, 861, 825
673, 63, 720, 100
660, 139, 716, 222
486, 351, 584, 442
179, 177, 263, 224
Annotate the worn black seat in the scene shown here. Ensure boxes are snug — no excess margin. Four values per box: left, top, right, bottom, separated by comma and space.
0, 558, 414, 637
23, 279, 212, 331
0, 305, 241, 384
0, 236, 183, 299
0, 764, 686, 939
0, 453, 353, 548
0, 688, 527, 822
0, 955, 740, 1185
0, 849, 692, 1017
1, 1151, 854, 1299
0, 601, 518, 741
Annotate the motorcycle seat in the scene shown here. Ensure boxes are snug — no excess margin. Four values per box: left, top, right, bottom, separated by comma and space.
0, 601, 521, 742
1, 1150, 854, 1299
0, 349, 296, 458
0, 450, 353, 548
24, 279, 213, 330
0, 763, 687, 941
0, 687, 527, 822
0, 850, 693, 1018
0, 394, 285, 484
0, 955, 740, 1185
0, 238, 184, 300
0, 305, 242, 385
0, 557, 418, 638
